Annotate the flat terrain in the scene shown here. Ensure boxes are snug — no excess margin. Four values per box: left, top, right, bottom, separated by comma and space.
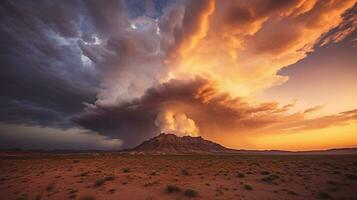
0, 154, 357, 200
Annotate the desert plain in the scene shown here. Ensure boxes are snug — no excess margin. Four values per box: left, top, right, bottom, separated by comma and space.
0, 153, 357, 200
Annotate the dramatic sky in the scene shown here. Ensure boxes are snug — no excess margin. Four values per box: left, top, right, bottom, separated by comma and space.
0, 0, 356, 151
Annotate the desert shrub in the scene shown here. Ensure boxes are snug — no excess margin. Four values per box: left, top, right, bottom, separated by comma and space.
94, 179, 105, 187
165, 185, 181, 193
262, 175, 279, 183
288, 191, 298, 195
122, 168, 130, 173
236, 172, 245, 178
181, 169, 191, 176
80, 172, 89, 177
318, 191, 331, 199
346, 174, 357, 180
327, 180, 338, 185
244, 184, 253, 190
260, 171, 270, 175
184, 189, 198, 197
46, 183, 55, 192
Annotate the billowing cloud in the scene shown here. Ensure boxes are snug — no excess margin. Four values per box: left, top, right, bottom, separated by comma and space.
75, 0, 356, 148
155, 110, 199, 137
75, 77, 357, 147
0, 0, 356, 150
163, 0, 356, 96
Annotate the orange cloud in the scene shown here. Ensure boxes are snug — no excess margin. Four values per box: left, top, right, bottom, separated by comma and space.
162, 0, 356, 97
76, 0, 357, 150
76, 77, 357, 148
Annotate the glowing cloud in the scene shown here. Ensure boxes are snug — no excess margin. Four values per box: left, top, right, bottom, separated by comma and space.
74, 0, 357, 149
155, 110, 199, 137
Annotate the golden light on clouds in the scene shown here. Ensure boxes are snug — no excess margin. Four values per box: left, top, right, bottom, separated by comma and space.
252, 123, 357, 151
1, 1, 357, 151
74, 0, 357, 150
165, 0, 356, 98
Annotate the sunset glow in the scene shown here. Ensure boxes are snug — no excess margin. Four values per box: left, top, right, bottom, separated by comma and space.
0, 0, 356, 151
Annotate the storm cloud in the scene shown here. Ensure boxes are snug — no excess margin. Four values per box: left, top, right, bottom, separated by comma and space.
0, 0, 356, 150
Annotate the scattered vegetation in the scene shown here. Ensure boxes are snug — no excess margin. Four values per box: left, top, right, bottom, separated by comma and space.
94, 179, 105, 187
68, 189, 77, 199
184, 189, 198, 197
262, 175, 279, 183
165, 185, 181, 193
46, 183, 55, 192
327, 180, 338, 185
181, 168, 191, 176
244, 184, 253, 190
80, 171, 89, 177
236, 172, 245, 178
260, 171, 270, 175
122, 168, 130, 173
318, 191, 331, 199
346, 174, 357, 180
288, 191, 298, 196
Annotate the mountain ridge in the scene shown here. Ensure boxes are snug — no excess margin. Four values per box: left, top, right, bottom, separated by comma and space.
127, 133, 357, 155
129, 133, 236, 154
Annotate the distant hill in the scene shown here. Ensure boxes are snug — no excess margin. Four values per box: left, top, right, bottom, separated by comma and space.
128, 133, 236, 154
127, 133, 357, 155
1, 134, 356, 155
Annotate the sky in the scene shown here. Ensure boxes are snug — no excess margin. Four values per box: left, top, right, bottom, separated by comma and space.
0, 0, 356, 151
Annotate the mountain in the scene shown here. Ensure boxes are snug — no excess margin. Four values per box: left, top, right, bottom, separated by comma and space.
127, 133, 357, 155
128, 133, 236, 154
2, 133, 355, 155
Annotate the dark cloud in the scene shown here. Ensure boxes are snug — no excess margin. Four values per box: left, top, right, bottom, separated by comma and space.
0, 124, 122, 150
73, 77, 295, 147
75, 75, 357, 148
1, 0, 356, 150
0, 0, 165, 129
0, 0, 100, 128
84, 0, 129, 36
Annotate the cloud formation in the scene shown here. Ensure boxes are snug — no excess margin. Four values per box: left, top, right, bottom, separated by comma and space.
0, 123, 122, 150
75, 77, 357, 148
0, 0, 98, 128
155, 110, 199, 137
163, 0, 356, 96
0, 0, 356, 149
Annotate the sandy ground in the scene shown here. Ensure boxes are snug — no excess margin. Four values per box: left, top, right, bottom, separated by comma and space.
0, 154, 356, 200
